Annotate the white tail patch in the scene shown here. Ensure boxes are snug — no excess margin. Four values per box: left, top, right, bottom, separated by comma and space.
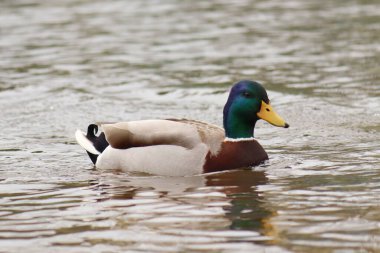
75, 129, 101, 155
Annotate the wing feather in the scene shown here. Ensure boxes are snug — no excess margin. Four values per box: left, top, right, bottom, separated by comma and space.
100, 119, 225, 154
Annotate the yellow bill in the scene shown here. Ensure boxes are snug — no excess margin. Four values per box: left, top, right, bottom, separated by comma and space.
257, 101, 289, 128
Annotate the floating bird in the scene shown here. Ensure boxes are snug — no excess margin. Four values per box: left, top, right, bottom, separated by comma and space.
75, 80, 289, 176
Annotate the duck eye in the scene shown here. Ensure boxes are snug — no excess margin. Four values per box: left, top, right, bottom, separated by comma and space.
266, 108, 270, 112
242, 92, 252, 98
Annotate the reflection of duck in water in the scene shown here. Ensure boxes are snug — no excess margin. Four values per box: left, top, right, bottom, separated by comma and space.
76, 80, 288, 176
92, 169, 277, 243
206, 169, 276, 238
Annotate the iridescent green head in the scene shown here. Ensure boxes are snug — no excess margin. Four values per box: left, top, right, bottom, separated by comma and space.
223, 80, 289, 139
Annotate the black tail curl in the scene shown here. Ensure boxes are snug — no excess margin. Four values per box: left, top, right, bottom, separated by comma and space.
86, 124, 109, 164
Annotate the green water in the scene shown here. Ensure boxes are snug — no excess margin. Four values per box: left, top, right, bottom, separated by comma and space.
0, 0, 379, 252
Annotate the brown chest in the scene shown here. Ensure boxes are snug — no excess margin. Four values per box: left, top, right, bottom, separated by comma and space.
203, 139, 268, 173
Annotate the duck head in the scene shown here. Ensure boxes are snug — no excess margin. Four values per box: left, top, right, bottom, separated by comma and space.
223, 80, 289, 139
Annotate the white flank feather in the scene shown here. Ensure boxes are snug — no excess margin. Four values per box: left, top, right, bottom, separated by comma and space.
75, 129, 101, 155
96, 144, 207, 176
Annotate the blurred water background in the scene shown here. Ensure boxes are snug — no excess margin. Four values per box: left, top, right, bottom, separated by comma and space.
0, 0, 379, 252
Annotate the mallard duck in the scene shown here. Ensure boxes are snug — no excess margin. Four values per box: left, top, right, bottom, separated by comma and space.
75, 80, 289, 176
